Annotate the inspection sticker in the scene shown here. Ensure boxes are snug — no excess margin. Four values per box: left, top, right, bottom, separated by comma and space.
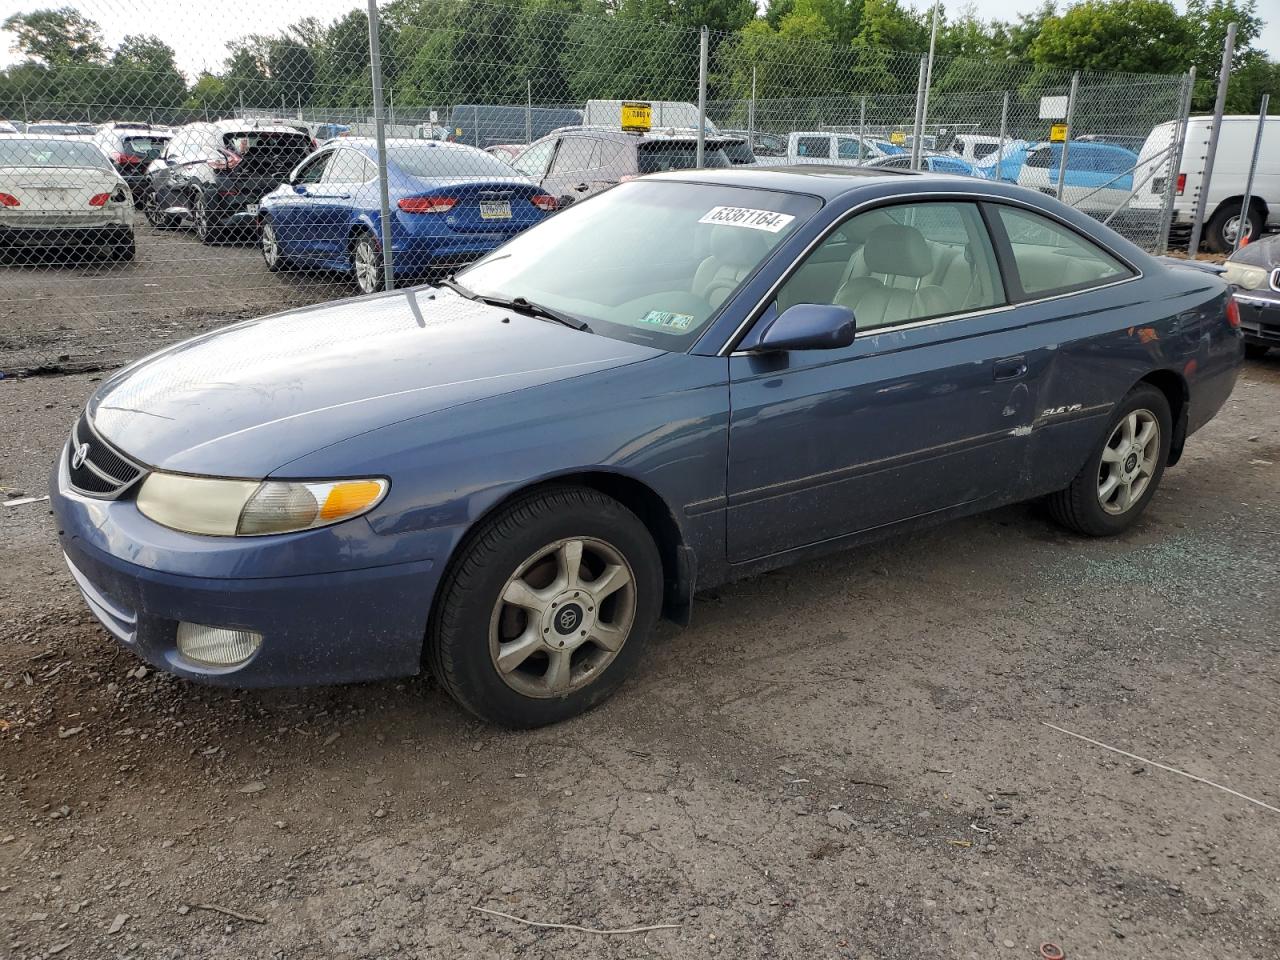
698, 206, 795, 233
638, 310, 694, 330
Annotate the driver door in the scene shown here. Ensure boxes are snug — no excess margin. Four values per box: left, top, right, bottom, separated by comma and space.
726, 200, 1043, 563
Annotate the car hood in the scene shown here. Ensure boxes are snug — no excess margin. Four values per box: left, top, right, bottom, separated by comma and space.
89, 288, 660, 476
1228, 233, 1280, 270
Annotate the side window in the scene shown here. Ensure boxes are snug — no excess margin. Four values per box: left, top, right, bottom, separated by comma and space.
836, 138, 863, 160
596, 139, 630, 175
549, 136, 599, 175
795, 136, 831, 159
322, 149, 368, 183
991, 205, 1133, 298
773, 201, 1004, 330
294, 152, 332, 184
512, 138, 555, 178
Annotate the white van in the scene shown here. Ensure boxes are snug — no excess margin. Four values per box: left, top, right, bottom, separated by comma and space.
1131, 115, 1280, 252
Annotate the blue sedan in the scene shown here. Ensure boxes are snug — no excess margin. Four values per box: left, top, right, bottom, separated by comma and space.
258, 138, 556, 293
52, 167, 1242, 727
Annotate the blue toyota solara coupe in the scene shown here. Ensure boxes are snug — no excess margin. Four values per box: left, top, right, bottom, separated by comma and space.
257, 138, 556, 294
52, 166, 1242, 727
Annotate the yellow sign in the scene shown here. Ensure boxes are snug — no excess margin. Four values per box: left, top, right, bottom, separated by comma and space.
1049, 123, 1068, 142
621, 101, 652, 132
889, 130, 906, 146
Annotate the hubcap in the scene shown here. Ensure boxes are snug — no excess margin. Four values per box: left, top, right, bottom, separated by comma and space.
1097, 409, 1159, 515
354, 239, 379, 293
1225, 214, 1254, 245
262, 223, 278, 266
488, 537, 637, 699
194, 198, 207, 237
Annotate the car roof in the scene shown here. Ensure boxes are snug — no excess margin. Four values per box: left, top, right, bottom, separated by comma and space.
642, 164, 1030, 200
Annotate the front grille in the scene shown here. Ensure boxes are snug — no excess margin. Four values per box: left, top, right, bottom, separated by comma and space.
67, 412, 145, 499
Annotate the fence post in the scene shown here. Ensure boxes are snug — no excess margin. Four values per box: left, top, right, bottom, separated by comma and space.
858, 95, 867, 161
1233, 92, 1270, 251
525, 79, 532, 144
748, 66, 756, 150
910, 54, 927, 169
1157, 67, 1195, 255
1188, 21, 1236, 256
995, 90, 1009, 182
920, 0, 940, 147
1054, 72, 1079, 201
696, 26, 709, 167
367, 0, 395, 291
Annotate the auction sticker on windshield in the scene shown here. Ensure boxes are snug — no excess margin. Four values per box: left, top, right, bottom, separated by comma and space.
698, 206, 795, 233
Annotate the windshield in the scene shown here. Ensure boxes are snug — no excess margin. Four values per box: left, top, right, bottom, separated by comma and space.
0, 137, 112, 169
387, 142, 518, 178
457, 180, 820, 350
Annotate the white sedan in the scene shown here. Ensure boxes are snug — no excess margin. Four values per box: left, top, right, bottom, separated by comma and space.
0, 136, 135, 262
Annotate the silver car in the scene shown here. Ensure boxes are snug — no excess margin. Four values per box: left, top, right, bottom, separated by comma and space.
0, 136, 135, 262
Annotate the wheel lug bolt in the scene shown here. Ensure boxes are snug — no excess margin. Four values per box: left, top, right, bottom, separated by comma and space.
558, 641, 565, 647
580, 630, 586, 636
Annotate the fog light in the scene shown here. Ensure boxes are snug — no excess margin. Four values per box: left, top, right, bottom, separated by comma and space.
176, 622, 262, 666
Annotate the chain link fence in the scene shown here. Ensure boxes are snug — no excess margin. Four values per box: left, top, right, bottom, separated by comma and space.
0, 0, 1190, 374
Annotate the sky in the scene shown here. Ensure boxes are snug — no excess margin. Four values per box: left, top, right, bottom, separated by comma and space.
0, 0, 1276, 79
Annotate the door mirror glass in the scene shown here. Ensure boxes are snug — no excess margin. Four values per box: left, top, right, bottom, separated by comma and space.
754, 303, 856, 352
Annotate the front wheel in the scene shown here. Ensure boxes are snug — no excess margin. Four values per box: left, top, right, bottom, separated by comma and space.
350, 231, 384, 294
1046, 384, 1172, 536
260, 219, 290, 272
427, 486, 663, 727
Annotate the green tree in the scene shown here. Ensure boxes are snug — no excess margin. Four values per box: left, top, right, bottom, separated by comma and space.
3, 7, 105, 65
1029, 0, 1191, 74
852, 0, 927, 52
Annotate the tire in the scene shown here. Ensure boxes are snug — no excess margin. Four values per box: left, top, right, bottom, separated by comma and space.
1205, 202, 1263, 254
427, 486, 663, 728
144, 193, 178, 230
193, 192, 219, 245
260, 218, 290, 272
1046, 384, 1173, 537
350, 230, 384, 294
1244, 342, 1271, 360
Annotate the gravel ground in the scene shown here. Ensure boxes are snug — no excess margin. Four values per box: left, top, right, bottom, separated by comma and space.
1, 355, 1278, 960
0, 227, 349, 374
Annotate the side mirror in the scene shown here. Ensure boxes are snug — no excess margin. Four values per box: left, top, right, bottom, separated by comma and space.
752, 303, 856, 352
293, 182, 307, 194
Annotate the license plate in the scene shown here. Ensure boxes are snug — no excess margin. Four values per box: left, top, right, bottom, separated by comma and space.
479, 200, 511, 220
245, 203, 260, 216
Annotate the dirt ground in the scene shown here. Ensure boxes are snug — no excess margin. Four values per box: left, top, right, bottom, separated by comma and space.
2, 348, 1279, 959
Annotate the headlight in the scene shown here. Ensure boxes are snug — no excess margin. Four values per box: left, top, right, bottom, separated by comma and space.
135, 473, 388, 536
1224, 261, 1269, 290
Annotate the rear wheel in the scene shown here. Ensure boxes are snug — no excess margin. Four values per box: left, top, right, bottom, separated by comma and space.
1244, 342, 1271, 360
427, 486, 662, 727
1205, 202, 1263, 253
144, 193, 178, 230
1046, 384, 1172, 536
193, 193, 220, 244
351, 230, 384, 294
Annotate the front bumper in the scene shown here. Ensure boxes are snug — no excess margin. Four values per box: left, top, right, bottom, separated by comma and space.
1234, 292, 1280, 347
50, 453, 438, 688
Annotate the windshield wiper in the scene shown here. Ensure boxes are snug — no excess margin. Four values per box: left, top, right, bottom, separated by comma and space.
437, 277, 591, 333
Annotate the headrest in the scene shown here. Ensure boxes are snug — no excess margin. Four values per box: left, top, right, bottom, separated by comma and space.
863, 224, 933, 278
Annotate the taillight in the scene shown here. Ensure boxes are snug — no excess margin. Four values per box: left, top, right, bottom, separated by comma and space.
1226, 298, 1240, 328
112, 152, 143, 166
398, 196, 456, 214
88, 193, 110, 207
530, 194, 558, 212
1175, 173, 1186, 195
209, 150, 242, 173
0, 193, 20, 207
218, 189, 240, 197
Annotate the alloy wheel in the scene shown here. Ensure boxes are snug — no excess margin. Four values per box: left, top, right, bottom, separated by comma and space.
353, 237, 381, 293
1097, 409, 1160, 515
193, 195, 209, 240
261, 222, 279, 268
488, 537, 637, 699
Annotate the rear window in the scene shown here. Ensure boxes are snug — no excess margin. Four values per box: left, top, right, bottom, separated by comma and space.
386, 143, 519, 178
121, 135, 168, 158
223, 131, 312, 173
636, 142, 730, 174
26, 123, 84, 136
972, 142, 999, 160
0, 137, 112, 170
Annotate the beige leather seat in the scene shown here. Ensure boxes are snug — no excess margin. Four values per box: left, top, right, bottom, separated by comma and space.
693, 227, 770, 308
834, 224, 948, 327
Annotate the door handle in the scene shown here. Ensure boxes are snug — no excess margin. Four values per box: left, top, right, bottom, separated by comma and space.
993, 356, 1028, 381
573, 183, 590, 192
